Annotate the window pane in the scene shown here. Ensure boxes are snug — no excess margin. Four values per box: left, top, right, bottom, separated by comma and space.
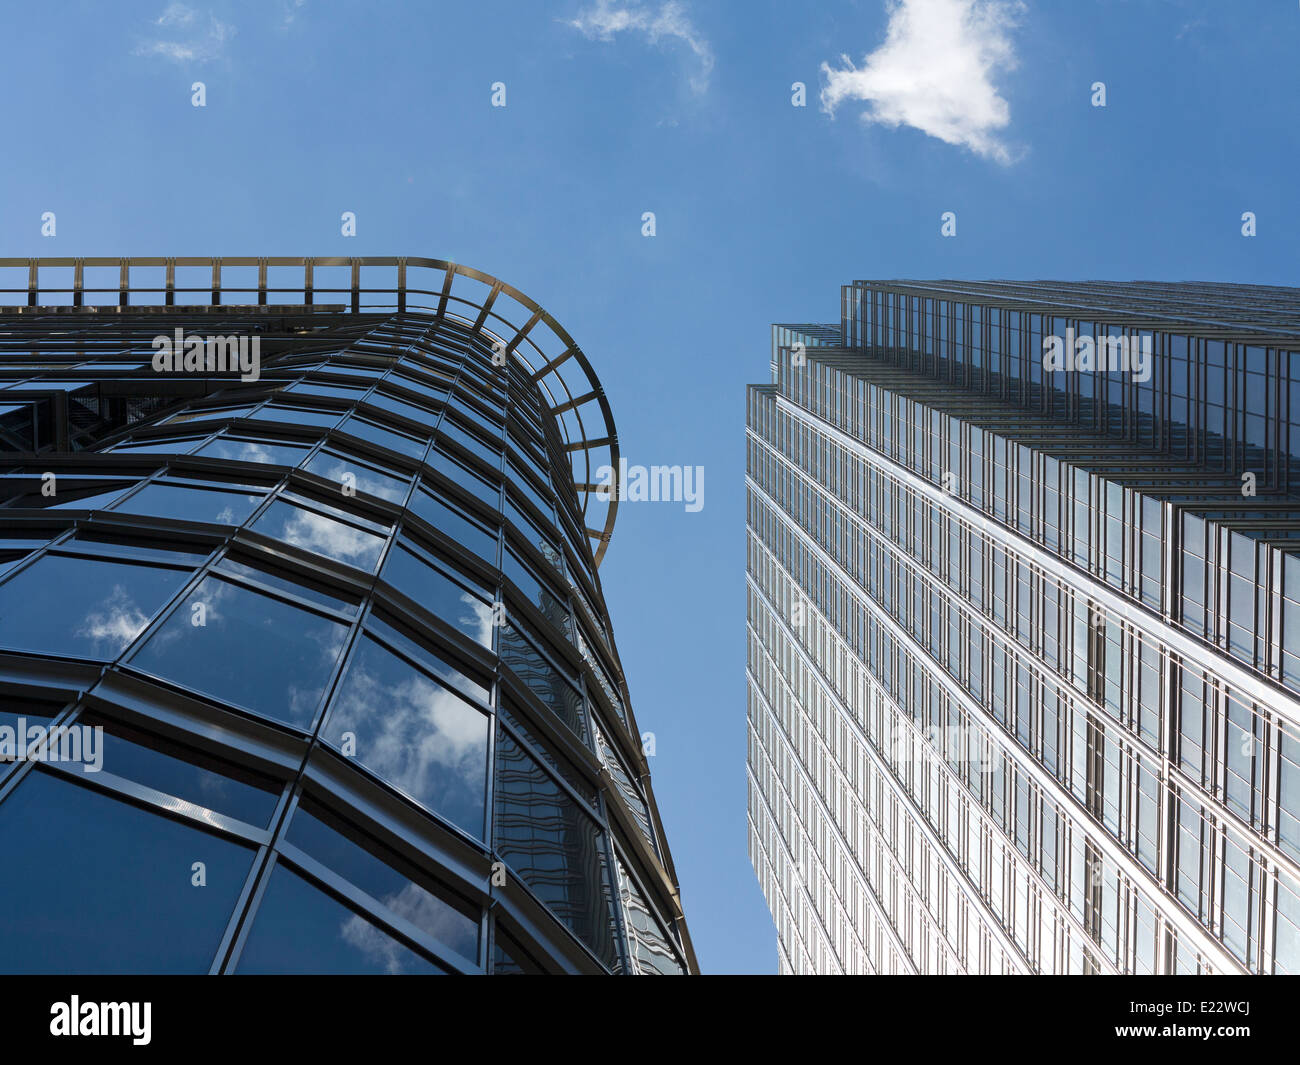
60, 533, 209, 568
285, 381, 367, 401
366, 614, 489, 702
111, 482, 264, 525
216, 555, 357, 616
251, 499, 387, 573
304, 450, 411, 504
0, 554, 186, 660
410, 487, 497, 563
439, 418, 500, 466
504, 548, 570, 637
107, 435, 204, 455
321, 635, 489, 839
493, 729, 620, 970
236, 864, 442, 974
5, 482, 129, 511
498, 703, 598, 806
287, 797, 478, 959
164, 405, 256, 425
365, 390, 434, 426
0, 771, 255, 973
426, 446, 498, 507
339, 416, 427, 459
381, 544, 493, 648
247, 405, 342, 429
499, 622, 585, 743
196, 436, 314, 467
130, 576, 348, 730
616, 855, 683, 975
78, 714, 282, 827
0, 698, 62, 773
492, 928, 546, 974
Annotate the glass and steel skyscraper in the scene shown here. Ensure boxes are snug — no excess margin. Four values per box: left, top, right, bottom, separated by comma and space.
747, 280, 1300, 975
0, 255, 695, 975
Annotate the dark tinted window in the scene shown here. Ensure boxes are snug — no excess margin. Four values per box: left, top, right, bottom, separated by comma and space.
493, 730, 620, 970
410, 488, 497, 564
287, 797, 479, 959
130, 576, 349, 730
79, 714, 282, 827
0, 554, 187, 660
236, 864, 442, 974
381, 544, 493, 648
492, 928, 546, 974
0, 698, 62, 772
321, 635, 489, 838
0, 771, 255, 974
251, 499, 387, 573
111, 482, 264, 525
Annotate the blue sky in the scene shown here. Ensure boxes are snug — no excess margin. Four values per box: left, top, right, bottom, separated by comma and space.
2, 0, 1297, 973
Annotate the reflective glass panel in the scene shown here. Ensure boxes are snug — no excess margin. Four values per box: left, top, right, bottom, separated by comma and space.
321, 635, 489, 838
236, 864, 442, 974
215, 555, 357, 615
380, 544, 493, 648
410, 487, 497, 564
287, 797, 479, 959
493, 729, 620, 970
77, 714, 282, 827
130, 576, 349, 730
0, 771, 255, 974
616, 855, 683, 975
111, 482, 264, 525
196, 436, 314, 467
251, 499, 387, 573
304, 450, 411, 504
0, 554, 186, 660
499, 622, 585, 742
247, 405, 342, 429
338, 416, 428, 459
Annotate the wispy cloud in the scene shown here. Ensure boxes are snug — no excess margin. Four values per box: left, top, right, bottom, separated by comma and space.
280, 0, 307, 30
134, 3, 235, 63
568, 0, 714, 94
821, 0, 1023, 164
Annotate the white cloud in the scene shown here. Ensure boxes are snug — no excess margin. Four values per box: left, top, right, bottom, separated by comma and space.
156, 2, 197, 26
569, 0, 714, 94
821, 0, 1023, 164
134, 3, 235, 63
74, 584, 150, 655
280, 0, 307, 30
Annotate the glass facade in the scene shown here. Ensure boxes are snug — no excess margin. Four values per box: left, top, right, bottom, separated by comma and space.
0, 256, 694, 975
748, 282, 1300, 974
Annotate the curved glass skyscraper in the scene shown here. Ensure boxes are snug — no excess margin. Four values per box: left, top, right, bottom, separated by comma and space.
0, 256, 695, 975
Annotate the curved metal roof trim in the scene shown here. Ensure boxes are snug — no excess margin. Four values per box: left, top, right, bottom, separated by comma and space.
0, 256, 621, 565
